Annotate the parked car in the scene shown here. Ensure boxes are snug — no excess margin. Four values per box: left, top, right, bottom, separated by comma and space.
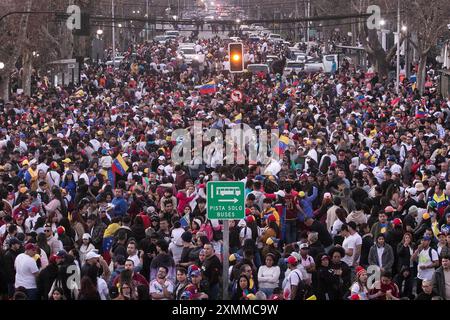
164, 30, 180, 37
177, 46, 201, 64
283, 60, 304, 76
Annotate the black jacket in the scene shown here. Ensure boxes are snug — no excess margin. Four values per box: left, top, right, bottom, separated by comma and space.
397, 243, 414, 272
4, 248, 20, 283
310, 220, 333, 247
308, 241, 325, 261
315, 266, 336, 300
202, 255, 222, 286
393, 267, 414, 299
37, 263, 59, 300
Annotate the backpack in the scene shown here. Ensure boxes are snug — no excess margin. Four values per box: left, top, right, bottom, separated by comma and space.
290, 270, 309, 300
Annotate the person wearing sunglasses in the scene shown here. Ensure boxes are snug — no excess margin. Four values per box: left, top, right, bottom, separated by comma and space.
44, 224, 63, 255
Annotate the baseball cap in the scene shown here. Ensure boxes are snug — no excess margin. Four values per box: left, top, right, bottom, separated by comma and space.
188, 265, 201, 277
392, 218, 402, 226
299, 243, 309, 250
323, 192, 332, 199
82, 233, 91, 240
423, 235, 432, 241
85, 251, 101, 260
8, 237, 22, 246
287, 256, 298, 265
24, 243, 38, 251
56, 250, 67, 258
385, 206, 395, 213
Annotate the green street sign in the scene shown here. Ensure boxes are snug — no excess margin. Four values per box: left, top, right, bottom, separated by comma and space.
207, 181, 245, 220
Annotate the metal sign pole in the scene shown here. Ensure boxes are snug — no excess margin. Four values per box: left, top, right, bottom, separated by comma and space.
222, 219, 229, 300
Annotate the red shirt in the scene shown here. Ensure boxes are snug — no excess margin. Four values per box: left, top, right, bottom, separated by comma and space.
369, 281, 400, 300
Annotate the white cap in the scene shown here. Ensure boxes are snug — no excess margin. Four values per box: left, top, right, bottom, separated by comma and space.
172, 228, 184, 246
237, 219, 246, 228
85, 251, 100, 260
82, 233, 91, 240
158, 156, 166, 161
29, 159, 37, 165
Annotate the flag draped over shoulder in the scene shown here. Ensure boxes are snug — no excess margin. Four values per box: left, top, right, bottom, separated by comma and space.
112, 154, 129, 175
275, 135, 290, 156
198, 80, 216, 95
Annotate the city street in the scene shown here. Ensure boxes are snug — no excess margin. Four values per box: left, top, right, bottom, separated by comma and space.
0, 0, 450, 306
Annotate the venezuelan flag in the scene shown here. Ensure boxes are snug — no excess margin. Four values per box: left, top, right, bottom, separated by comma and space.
233, 113, 242, 124
416, 108, 427, 119
199, 80, 216, 95
107, 168, 116, 188
112, 154, 129, 176
275, 135, 289, 155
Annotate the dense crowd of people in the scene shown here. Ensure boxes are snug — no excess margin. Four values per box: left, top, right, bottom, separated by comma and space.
1, 28, 450, 301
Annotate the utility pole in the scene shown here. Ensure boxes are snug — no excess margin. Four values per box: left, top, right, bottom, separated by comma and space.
295, 1, 298, 42
396, 0, 400, 94
307, 0, 311, 42
146, 0, 149, 41
112, 0, 116, 66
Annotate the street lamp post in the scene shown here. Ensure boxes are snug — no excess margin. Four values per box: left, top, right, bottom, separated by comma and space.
396, 0, 400, 94
112, 0, 116, 67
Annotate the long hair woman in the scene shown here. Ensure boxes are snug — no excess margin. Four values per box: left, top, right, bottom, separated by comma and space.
44, 186, 68, 219
78, 276, 100, 300
231, 275, 251, 300
349, 266, 370, 300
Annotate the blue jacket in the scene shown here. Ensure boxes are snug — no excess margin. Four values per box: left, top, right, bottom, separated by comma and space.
111, 197, 128, 217
299, 186, 318, 220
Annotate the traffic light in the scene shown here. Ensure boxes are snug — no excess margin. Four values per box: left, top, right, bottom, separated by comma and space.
229, 42, 244, 73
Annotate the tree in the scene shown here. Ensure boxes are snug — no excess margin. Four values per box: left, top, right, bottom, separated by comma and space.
0, 0, 33, 101
405, 0, 450, 93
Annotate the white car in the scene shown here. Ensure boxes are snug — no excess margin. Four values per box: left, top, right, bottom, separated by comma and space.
177, 46, 201, 64
283, 61, 304, 76
106, 56, 125, 66
268, 34, 283, 44
154, 35, 169, 44
164, 30, 180, 37
303, 58, 324, 73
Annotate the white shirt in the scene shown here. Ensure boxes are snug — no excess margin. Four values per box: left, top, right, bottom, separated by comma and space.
376, 246, 385, 268
128, 254, 140, 267
239, 227, 252, 245
342, 233, 362, 266
390, 163, 402, 175
257, 265, 281, 289
417, 247, 439, 280
24, 214, 41, 234
99, 156, 113, 168
37, 163, 49, 174
14, 253, 39, 289
97, 277, 109, 300
283, 268, 303, 300
149, 279, 174, 300
46, 170, 61, 188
